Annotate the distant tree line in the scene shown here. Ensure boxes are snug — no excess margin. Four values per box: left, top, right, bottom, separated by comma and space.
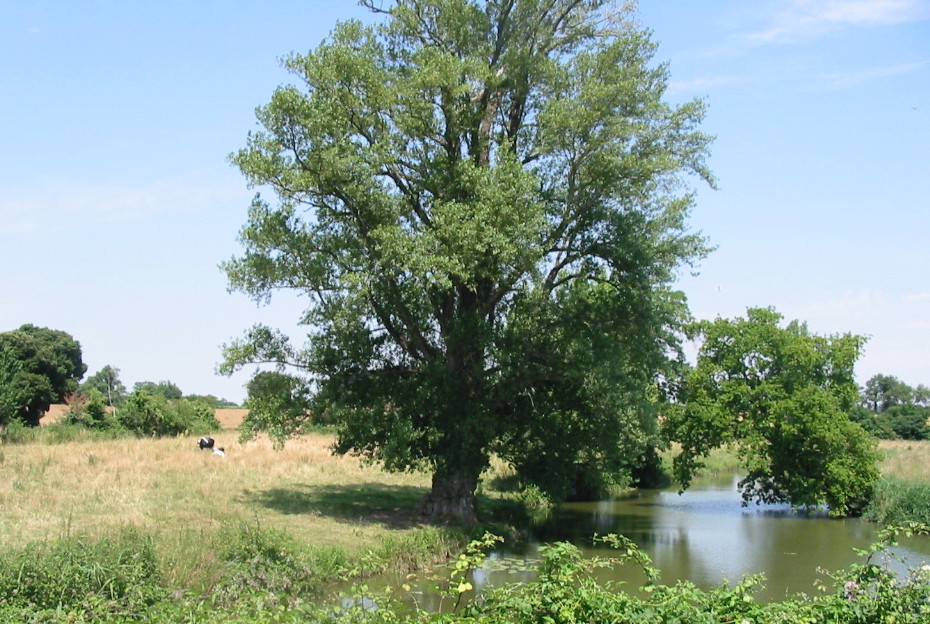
852, 374, 930, 441
0, 324, 234, 438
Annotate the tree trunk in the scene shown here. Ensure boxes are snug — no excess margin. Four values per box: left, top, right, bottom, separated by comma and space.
418, 468, 480, 525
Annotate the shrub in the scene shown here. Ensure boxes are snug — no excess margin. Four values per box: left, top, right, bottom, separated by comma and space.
65, 389, 120, 431
887, 405, 930, 441
0, 418, 38, 444
0, 529, 165, 619
214, 523, 345, 606
865, 477, 930, 525
117, 391, 219, 437
334, 529, 930, 624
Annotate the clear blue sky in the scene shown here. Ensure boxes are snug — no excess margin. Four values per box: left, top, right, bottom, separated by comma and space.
2, 1, 928, 403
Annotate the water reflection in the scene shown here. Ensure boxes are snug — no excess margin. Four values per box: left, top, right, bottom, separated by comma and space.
497, 474, 930, 601
341, 474, 930, 607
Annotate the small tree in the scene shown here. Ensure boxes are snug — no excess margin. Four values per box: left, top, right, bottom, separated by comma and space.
81, 365, 127, 408
665, 307, 879, 516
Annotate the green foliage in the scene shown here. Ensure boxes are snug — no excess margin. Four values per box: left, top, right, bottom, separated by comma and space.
885, 405, 930, 440
185, 393, 238, 408
80, 365, 127, 407
0, 529, 164, 620
242, 371, 315, 447
851, 404, 930, 441
0, 324, 86, 427
334, 529, 930, 624
664, 307, 879, 516
116, 391, 219, 437
862, 373, 919, 412
214, 523, 345, 607
222, 0, 713, 521
2, 526, 930, 623
65, 389, 119, 430
132, 380, 183, 400
865, 478, 930, 525
0, 418, 39, 444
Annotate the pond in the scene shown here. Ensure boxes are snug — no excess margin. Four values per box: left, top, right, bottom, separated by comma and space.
349, 473, 930, 609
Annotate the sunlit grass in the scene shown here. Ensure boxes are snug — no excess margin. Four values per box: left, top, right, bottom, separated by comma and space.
877, 439, 930, 483
0, 431, 448, 590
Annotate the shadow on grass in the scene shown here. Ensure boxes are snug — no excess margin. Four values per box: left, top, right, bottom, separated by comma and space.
241, 482, 430, 529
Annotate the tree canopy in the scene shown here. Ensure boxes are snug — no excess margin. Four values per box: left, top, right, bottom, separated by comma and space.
222, 0, 714, 522
81, 365, 128, 407
664, 308, 879, 516
0, 324, 86, 427
861, 373, 929, 412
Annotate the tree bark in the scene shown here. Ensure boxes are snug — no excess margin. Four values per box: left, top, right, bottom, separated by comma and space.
418, 467, 480, 525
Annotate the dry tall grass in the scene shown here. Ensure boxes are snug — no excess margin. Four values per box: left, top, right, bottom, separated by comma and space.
0, 433, 433, 585
877, 439, 930, 483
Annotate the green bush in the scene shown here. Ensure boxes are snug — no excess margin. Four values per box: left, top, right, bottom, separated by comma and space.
0, 418, 39, 444
65, 390, 120, 431
886, 405, 930, 441
214, 523, 347, 606
865, 477, 930, 525
116, 391, 219, 437
0, 529, 164, 619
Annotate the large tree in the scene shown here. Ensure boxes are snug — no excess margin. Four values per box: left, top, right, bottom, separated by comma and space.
664, 308, 879, 516
0, 324, 86, 427
222, 0, 713, 523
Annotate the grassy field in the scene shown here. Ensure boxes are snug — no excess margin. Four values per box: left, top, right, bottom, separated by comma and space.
1, 430, 927, 581
0, 430, 460, 594
876, 439, 930, 482
1, 430, 928, 622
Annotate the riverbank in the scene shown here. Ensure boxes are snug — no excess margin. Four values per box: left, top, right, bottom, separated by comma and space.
2, 431, 928, 621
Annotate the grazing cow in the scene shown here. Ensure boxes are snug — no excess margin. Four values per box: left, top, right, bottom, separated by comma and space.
197, 436, 215, 450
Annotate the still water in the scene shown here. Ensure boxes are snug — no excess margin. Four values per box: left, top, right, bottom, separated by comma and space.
351, 473, 930, 608
520, 472, 930, 600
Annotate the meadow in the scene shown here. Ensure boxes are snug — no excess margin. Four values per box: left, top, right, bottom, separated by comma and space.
1, 428, 928, 622
0, 429, 462, 598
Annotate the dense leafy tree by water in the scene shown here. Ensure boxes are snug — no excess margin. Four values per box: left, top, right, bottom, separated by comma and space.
665, 307, 879, 516
0, 324, 86, 427
221, 0, 714, 522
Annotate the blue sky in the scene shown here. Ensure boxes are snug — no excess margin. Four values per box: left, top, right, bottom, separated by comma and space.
2, 1, 928, 403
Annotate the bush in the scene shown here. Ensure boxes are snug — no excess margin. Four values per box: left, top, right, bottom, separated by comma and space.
0, 418, 39, 444
65, 390, 120, 431
887, 405, 930, 441
0, 529, 165, 619
117, 391, 219, 437
865, 477, 930, 525
214, 523, 346, 606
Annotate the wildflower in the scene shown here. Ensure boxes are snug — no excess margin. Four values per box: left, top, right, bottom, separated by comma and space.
844, 581, 859, 601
